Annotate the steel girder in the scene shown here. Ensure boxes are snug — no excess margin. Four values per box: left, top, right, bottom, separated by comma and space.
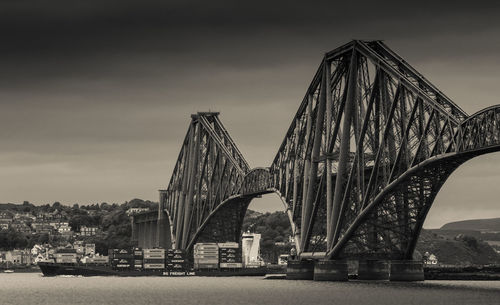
186, 195, 253, 251
268, 40, 500, 259
160, 112, 250, 249
155, 40, 500, 262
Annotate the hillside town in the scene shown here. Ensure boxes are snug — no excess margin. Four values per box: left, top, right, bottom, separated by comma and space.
0, 209, 98, 238
0, 200, 156, 269
1, 200, 500, 270
0, 207, 101, 269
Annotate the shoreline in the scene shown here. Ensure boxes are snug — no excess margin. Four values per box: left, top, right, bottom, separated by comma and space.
1, 266, 41, 273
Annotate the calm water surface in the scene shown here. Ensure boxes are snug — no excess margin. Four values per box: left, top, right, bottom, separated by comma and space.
1, 273, 500, 305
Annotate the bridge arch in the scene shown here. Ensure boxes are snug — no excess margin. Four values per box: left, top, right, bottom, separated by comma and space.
186, 168, 301, 252
428, 152, 500, 227
327, 104, 500, 260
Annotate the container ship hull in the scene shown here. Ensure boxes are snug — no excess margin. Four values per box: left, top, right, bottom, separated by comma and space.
38, 262, 174, 277
38, 262, 277, 277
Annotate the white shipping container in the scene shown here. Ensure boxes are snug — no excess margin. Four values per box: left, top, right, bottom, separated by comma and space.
194, 256, 219, 260
143, 249, 165, 254
194, 248, 218, 252
143, 264, 165, 269
194, 250, 219, 255
194, 243, 218, 247
217, 242, 239, 248
194, 256, 219, 261
193, 251, 219, 256
143, 253, 165, 259
194, 259, 219, 264
195, 249, 218, 254
194, 243, 218, 250
194, 263, 218, 269
219, 263, 243, 268
195, 246, 218, 250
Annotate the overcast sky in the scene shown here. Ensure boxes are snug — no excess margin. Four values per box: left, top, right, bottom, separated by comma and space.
1, 1, 500, 227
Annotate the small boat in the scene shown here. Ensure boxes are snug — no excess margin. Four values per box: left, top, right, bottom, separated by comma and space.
3, 270, 14, 273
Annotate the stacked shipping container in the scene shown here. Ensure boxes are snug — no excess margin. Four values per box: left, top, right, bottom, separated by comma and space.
133, 247, 143, 269
218, 242, 242, 269
193, 243, 219, 269
143, 248, 165, 269
110, 249, 134, 270
166, 249, 186, 272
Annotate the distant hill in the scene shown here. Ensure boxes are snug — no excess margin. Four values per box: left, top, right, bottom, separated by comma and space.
0, 203, 25, 210
416, 229, 500, 265
441, 218, 500, 232
244, 209, 263, 219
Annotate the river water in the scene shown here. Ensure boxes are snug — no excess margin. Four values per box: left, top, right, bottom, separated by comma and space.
1, 273, 500, 305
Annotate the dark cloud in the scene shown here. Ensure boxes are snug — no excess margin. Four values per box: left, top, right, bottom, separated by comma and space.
1, 1, 500, 226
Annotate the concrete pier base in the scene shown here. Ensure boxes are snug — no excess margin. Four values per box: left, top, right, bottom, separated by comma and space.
313, 260, 348, 281
389, 260, 424, 281
358, 260, 389, 280
286, 260, 315, 280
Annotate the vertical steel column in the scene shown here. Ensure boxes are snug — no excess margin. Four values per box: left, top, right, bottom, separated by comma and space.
157, 191, 165, 247
152, 221, 158, 247
144, 222, 150, 248
300, 96, 313, 250
398, 89, 409, 250
325, 60, 334, 250
130, 217, 137, 245
137, 223, 142, 248
181, 121, 200, 249
330, 50, 358, 248
301, 61, 328, 252
175, 124, 194, 248
292, 118, 300, 216
148, 221, 152, 248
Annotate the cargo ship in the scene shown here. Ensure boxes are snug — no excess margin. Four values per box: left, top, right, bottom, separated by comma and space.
37, 261, 192, 276
37, 261, 272, 277
38, 243, 278, 277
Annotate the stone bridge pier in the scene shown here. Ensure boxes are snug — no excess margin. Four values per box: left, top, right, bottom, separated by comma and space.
131, 211, 159, 249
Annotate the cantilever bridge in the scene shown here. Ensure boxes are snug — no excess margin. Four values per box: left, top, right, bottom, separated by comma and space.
133, 40, 500, 264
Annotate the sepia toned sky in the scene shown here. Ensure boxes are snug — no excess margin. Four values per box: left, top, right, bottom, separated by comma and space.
1, 1, 500, 228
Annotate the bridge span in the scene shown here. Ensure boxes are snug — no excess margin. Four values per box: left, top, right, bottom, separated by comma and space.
133, 40, 500, 280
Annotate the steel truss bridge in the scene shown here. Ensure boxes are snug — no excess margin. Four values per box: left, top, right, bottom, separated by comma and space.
133, 40, 500, 262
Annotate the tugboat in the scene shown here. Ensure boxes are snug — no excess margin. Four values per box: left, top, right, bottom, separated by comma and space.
3, 261, 14, 273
